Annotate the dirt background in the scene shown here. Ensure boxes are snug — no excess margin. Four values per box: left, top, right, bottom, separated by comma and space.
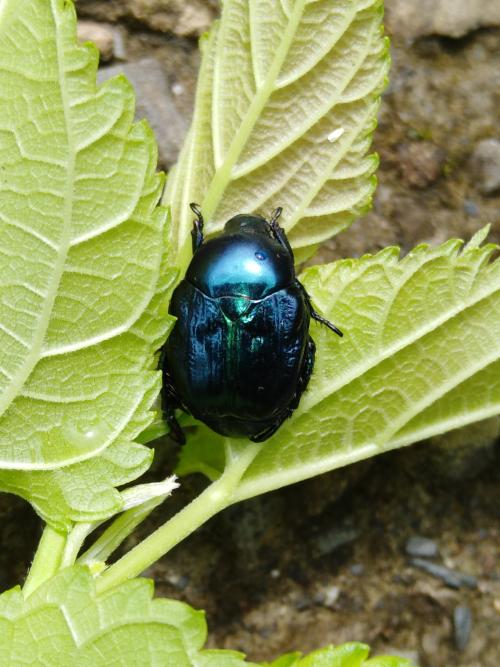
1, 1, 499, 666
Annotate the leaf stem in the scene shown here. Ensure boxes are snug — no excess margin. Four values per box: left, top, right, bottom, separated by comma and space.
61, 522, 94, 569
23, 524, 67, 597
96, 441, 261, 594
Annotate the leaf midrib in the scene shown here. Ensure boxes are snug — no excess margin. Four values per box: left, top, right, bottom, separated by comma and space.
231, 3, 370, 180
202, 0, 307, 222
0, 1, 74, 419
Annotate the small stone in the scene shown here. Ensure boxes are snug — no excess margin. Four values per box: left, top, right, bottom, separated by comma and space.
406, 536, 439, 558
174, 574, 189, 591
164, 572, 189, 590
172, 82, 185, 97
463, 199, 479, 217
112, 27, 128, 62
386, 0, 500, 40
321, 585, 341, 608
98, 58, 188, 168
350, 563, 364, 576
313, 527, 359, 557
172, 3, 215, 37
454, 605, 472, 651
470, 139, 500, 195
312, 590, 325, 605
76, 0, 217, 38
293, 595, 311, 611
398, 141, 446, 189
411, 558, 477, 590
78, 21, 115, 62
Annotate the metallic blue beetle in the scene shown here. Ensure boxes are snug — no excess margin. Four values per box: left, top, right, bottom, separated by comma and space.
162, 205, 342, 443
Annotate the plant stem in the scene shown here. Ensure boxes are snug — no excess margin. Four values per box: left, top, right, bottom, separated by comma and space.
96, 441, 261, 594
23, 524, 67, 597
61, 522, 94, 569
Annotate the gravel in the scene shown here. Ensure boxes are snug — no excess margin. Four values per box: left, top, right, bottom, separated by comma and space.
470, 139, 500, 195
405, 536, 439, 558
410, 558, 478, 590
454, 605, 473, 651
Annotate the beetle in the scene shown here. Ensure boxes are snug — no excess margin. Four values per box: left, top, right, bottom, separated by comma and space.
162, 204, 342, 444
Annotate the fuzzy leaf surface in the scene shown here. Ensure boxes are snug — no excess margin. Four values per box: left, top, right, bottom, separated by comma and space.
0, 567, 239, 666
0, 0, 173, 525
165, 0, 389, 266
178, 233, 500, 501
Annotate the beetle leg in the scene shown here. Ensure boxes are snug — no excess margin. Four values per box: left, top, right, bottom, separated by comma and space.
189, 202, 205, 254
298, 281, 343, 337
160, 355, 186, 445
164, 405, 185, 445
310, 309, 343, 336
268, 207, 295, 260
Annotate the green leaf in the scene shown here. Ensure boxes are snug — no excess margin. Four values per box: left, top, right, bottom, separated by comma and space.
176, 424, 227, 480
0, 567, 200, 666
0, 0, 173, 525
0, 567, 254, 666
263, 644, 415, 667
179, 234, 500, 502
264, 656, 302, 667
197, 650, 258, 666
165, 0, 389, 267
365, 659, 415, 667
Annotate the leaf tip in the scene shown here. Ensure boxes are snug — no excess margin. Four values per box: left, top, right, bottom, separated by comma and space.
465, 224, 491, 249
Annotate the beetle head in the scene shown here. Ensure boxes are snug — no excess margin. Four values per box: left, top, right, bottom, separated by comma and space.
224, 214, 272, 238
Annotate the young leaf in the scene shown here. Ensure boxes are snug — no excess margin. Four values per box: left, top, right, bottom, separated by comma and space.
178, 234, 500, 502
264, 656, 302, 667
263, 643, 415, 666
0, 0, 173, 525
165, 0, 389, 267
